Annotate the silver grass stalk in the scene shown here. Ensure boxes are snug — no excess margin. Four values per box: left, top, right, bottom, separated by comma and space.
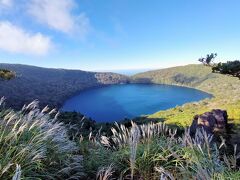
12, 164, 21, 180
0, 97, 6, 106
96, 164, 114, 180
129, 122, 140, 180
155, 167, 175, 180
100, 135, 111, 148
101, 122, 172, 148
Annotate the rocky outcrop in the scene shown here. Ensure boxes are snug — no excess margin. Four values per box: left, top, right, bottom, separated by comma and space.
95, 72, 130, 84
190, 109, 228, 135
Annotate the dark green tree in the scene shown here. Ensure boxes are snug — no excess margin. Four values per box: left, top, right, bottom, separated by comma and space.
199, 53, 240, 79
212, 61, 240, 79
198, 53, 217, 66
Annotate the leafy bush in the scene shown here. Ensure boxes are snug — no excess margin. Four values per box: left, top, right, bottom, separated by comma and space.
212, 61, 240, 79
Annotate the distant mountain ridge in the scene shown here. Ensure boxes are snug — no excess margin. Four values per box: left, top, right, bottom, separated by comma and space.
0, 63, 130, 109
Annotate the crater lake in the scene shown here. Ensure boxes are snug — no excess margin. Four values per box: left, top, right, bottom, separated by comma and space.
62, 84, 212, 122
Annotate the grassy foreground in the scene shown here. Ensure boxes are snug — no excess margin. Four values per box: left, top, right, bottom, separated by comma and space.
1, 99, 240, 179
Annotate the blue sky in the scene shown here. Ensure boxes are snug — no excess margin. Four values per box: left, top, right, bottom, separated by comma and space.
0, 0, 240, 71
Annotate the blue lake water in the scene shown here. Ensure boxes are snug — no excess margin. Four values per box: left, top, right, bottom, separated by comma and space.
62, 84, 212, 122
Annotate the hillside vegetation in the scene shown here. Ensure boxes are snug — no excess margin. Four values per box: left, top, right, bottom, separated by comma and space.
133, 64, 240, 126
0, 63, 130, 109
1, 63, 239, 127
1, 64, 240, 179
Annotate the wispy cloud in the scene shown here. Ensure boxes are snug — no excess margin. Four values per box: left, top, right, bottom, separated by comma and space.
27, 0, 91, 37
0, 0, 13, 7
0, 21, 52, 55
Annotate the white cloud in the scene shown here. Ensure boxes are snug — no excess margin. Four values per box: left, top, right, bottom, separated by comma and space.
28, 0, 91, 37
0, 21, 52, 55
0, 0, 13, 7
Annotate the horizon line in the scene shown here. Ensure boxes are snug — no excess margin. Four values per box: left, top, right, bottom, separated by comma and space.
0, 62, 200, 72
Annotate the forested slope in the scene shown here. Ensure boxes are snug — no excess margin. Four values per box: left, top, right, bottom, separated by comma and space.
0, 63, 130, 109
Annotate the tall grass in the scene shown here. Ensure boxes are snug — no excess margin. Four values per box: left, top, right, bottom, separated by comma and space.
96, 164, 114, 180
0, 100, 83, 179
129, 122, 140, 179
81, 122, 240, 179
101, 121, 172, 149
12, 165, 21, 180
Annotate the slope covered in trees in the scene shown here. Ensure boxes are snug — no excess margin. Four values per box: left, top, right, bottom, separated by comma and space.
0, 63, 130, 109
